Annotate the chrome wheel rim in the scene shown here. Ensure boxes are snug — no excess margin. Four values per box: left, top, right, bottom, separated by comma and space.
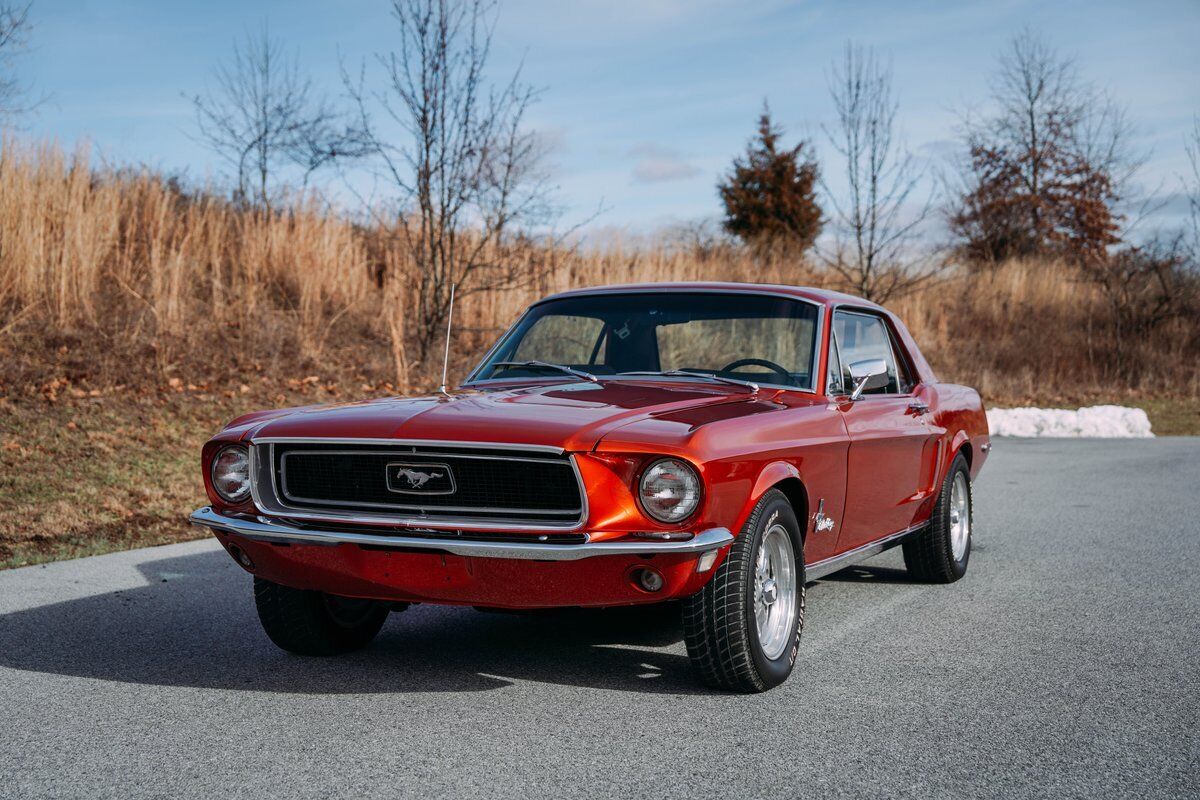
753, 523, 798, 660
949, 472, 971, 561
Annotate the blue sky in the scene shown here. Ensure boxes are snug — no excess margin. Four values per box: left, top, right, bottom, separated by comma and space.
16, 0, 1200, 236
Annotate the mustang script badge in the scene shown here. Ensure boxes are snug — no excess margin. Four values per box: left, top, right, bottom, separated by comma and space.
386, 462, 457, 495
813, 499, 835, 533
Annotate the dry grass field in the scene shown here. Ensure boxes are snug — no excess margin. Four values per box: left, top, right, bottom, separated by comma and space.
2, 140, 1198, 568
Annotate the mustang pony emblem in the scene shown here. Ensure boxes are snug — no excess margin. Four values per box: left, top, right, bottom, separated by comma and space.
395, 468, 443, 488
386, 462, 456, 495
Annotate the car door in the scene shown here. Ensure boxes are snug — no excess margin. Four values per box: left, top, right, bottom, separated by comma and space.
829, 309, 938, 552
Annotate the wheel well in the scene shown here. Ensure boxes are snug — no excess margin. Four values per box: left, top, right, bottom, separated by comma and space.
773, 477, 809, 540
957, 441, 973, 469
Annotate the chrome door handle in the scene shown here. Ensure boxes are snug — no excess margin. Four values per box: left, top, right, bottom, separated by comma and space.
908, 401, 930, 415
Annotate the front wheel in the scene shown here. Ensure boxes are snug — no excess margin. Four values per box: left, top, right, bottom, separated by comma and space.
682, 489, 805, 693
903, 453, 973, 583
254, 577, 391, 655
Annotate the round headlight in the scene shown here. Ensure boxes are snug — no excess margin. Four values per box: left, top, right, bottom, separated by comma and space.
638, 458, 701, 523
211, 445, 251, 503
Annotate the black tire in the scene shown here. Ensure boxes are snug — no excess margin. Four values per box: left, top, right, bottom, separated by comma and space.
903, 453, 973, 583
682, 489, 805, 693
254, 577, 390, 656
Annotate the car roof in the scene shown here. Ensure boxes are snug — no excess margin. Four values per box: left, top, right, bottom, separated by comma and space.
536, 281, 884, 312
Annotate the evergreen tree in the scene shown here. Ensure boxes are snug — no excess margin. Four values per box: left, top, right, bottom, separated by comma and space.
718, 106, 822, 251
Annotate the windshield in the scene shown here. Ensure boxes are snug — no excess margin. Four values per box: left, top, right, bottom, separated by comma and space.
469, 292, 821, 390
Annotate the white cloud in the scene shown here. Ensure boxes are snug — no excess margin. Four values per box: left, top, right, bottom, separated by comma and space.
627, 143, 701, 183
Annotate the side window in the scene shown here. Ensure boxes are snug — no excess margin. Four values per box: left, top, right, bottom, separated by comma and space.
512, 315, 606, 365
832, 311, 901, 395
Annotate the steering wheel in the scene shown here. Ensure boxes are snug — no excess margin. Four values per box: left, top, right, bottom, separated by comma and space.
718, 358, 793, 384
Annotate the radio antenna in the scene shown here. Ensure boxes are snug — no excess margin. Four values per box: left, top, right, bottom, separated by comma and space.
438, 283, 456, 396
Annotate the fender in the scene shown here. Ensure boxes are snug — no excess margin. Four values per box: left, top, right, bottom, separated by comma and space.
732, 460, 807, 537
947, 428, 971, 473
921, 428, 972, 503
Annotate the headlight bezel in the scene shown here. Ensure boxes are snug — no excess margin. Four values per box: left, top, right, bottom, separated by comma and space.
637, 457, 702, 524
210, 444, 252, 504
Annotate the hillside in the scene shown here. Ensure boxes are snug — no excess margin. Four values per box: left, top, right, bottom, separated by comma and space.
2, 141, 1197, 567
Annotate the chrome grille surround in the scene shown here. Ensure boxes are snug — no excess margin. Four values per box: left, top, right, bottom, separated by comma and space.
248, 437, 588, 532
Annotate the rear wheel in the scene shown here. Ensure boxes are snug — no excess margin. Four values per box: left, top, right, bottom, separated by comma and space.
682, 489, 805, 693
903, 453, 972, 583
254, 577, 390, 655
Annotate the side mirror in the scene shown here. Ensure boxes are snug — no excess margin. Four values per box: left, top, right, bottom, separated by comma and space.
848, 358, 889, 400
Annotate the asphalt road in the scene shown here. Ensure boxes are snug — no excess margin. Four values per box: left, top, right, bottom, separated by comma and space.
2, 439, 1198, 799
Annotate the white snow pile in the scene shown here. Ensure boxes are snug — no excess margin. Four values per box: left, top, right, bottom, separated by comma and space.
986, 405, 1154, 438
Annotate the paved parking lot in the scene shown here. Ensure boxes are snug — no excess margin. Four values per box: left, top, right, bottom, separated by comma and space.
1, 438, 1198, 799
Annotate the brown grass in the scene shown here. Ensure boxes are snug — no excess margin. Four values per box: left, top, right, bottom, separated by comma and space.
1, 138, 1198, 567
4, 138, 1197, 403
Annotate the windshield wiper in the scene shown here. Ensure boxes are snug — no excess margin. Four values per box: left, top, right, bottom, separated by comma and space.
618, 370, 759, 393
492, 361, 599, 383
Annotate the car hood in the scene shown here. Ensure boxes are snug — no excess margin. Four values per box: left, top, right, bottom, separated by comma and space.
242, 380, 785, 452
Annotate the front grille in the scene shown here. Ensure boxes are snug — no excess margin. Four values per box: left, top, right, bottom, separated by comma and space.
264, 442, 585, 526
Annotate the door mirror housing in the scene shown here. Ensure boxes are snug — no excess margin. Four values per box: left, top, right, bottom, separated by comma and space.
848, 358, 889, 400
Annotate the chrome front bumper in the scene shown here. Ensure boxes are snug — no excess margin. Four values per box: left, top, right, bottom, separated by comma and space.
189, 506, 734, 562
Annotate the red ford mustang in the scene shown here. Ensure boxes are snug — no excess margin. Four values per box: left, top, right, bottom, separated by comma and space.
192, 283, 990, 692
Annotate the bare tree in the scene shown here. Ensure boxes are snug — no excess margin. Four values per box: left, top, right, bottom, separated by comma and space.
192, 27, 369, 208
0, 1, 32, 121
345, 0, 555, 372
820, 42, 936, 302
1076, 94, 1141, 196
1087, 236, 1197, 378
1071, 115, 1198, 380
1187, 116, 1200, 258
990, 28, 1083, 233
663, 218, 737, 262
950, 29, 1140, 264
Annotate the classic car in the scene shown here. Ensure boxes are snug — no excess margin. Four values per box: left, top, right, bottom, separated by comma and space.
191, 283, 990, 692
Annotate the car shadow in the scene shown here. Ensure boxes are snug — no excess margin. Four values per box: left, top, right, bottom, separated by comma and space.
0, 548, 712, 696
817, 564, 916, 584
